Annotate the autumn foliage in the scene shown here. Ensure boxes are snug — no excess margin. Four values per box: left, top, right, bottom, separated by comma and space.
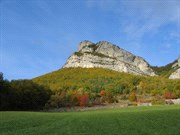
163, 91, 176, 99
77, 95, 89, 107
32, 68, 180, 108
100, 90, 107, 96
128, 92, 137, 102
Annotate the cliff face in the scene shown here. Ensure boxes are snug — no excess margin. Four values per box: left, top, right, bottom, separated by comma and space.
169, 68, 180, 79
169, 56, 180, 79
63, 41, 156, 76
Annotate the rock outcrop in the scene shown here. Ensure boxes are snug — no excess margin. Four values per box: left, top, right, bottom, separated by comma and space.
63, 41, 156, 76
169, 56, 180, 79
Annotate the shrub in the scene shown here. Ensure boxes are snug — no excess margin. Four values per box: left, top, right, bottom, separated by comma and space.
128, 92, 137, 102
175, 90, 180, 98
100, 90, 106, 96
99, 90, 114, 103
106, 93, 114, 103
151, 96, 165, 105
74, 52, 83, 57
151, 89, 160, 96
137, 98, 145, 103
77, 95, 89, 107
163, 91, 176, 99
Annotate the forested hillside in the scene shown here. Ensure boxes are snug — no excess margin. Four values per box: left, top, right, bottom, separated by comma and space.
1, 68, 180, 110
33, 68, 180, 92
33, 68, 180, 108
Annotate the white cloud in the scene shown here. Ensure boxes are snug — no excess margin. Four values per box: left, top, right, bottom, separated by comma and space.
122, 0, 180, 39
86, 0, 180, 40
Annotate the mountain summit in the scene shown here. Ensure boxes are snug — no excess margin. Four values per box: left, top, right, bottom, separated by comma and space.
63, 41, 156, 76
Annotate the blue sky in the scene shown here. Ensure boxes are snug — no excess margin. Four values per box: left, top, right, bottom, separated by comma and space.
1, 0, 180, 80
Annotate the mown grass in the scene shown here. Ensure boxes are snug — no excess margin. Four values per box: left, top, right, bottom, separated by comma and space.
1, 105, 180, 135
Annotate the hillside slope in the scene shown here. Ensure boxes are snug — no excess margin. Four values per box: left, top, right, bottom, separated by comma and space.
33, 68, 180, 95
151, 56, 180, 79
151, 60, 178, 77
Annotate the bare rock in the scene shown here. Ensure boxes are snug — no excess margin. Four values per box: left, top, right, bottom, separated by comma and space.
63, 41, 156, 76
169, 56, 180, 79
169, 68, 180, 79
78, 40, 94, 52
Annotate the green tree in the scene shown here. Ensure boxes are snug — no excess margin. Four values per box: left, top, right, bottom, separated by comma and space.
0, 72, 3, 80
0, 79, 13, 110
128, 92, 137, 102
10, 80, 52, 110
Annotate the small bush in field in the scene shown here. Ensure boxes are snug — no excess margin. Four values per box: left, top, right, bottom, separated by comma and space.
77, 95, 89, 107
151, 96, 165, 105
163, 91, 176, 99
99, 90, 114, 103
175, 90, 180, 98
128, 92, 137, 102
100, 90, 106, 96
137, 98, 145, 103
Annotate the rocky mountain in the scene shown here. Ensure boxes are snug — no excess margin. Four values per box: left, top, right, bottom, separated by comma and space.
169, 56, 180, 79
151, 59, 178, 78
63, 41, 156, 76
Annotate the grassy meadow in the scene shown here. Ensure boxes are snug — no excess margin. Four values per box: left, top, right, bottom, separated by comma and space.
1, 105, 180, 135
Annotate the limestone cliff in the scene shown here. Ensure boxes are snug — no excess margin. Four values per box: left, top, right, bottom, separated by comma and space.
169, 56, 180, 79
63, 41, 156, 76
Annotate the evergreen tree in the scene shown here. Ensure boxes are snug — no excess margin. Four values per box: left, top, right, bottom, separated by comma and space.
0, 72, 3, 80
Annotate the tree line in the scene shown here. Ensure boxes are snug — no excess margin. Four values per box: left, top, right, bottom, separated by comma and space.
1, 68, 180, 111
0, 73, 52, 111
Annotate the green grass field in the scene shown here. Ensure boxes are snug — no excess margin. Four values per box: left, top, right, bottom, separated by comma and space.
1, 105, 180, 135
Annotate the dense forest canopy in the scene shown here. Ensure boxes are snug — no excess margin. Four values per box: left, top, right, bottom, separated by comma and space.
33, 68, 180, 93
0, 73, 52, 111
